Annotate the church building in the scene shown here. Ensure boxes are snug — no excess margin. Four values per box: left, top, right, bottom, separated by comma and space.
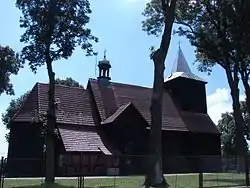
6, 47, 221, 177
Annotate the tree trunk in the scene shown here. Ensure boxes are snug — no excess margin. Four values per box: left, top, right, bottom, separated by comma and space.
144, 1, 177, 187
241, 76, 250, 186
145, 50, 167, 188
226, 69, 249, 185
242, 77, 250, 133
44, 0, 57, 183
45, 57, 56, 183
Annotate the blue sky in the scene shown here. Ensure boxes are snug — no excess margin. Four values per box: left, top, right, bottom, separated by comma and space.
0, 0, 243, 157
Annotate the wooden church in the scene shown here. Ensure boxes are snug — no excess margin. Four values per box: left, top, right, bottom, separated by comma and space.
6, 47, 221, 177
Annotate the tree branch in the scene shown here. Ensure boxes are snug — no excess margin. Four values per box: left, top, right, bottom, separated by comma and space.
175, 19, 196, 34
158, 0, 177, 59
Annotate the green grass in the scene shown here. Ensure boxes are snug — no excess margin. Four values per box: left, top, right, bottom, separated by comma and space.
2, 173, 247, 188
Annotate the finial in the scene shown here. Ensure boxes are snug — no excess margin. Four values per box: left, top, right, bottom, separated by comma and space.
104, 49, 107, 59
178, 40, 182, 49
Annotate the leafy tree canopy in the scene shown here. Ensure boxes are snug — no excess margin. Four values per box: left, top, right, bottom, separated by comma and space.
174, 0, 250, 74
143, 0, 250, 73
55, 77, 84, 88
16, 0, 98, 72
218, 101, 249, 156
16, 0, 98, 182
1, 77, 84, 142
0, 45, 22, 95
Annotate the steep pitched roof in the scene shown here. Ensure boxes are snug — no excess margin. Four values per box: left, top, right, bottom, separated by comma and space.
13, 79, 219, 135
166, 46, 206, 83
12, 83, 95, 126
89, 79, 187, 132
89, 79, 219, 134
58, 125, 111, 154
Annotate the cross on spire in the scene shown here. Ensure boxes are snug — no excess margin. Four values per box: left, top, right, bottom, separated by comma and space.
104, 49, 107, 59
178, 40, 182, 49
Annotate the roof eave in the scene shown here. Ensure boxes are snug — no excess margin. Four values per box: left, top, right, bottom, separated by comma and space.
165, 75, 207, 84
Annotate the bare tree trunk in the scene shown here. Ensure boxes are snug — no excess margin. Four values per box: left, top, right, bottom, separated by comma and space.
226, 68, 249, 185
45, 54, 56, 184
241, 76, 250, 185
145, 50, 167, 188
241, 77, 250, 131
44, 0, 57, 183
144, 1, 177, 187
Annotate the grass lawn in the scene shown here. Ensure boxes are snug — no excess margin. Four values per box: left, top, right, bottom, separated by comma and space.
2, 173, 247, 188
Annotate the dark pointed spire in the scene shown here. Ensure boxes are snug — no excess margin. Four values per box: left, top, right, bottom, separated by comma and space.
171, 45, 193, 76
166, 45, 206, 83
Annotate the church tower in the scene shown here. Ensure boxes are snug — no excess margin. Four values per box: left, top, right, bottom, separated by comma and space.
164, 46, 208, 114
97, 50, 111, 86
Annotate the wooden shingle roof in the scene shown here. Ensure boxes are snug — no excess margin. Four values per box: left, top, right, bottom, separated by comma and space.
12, 83, 95, 126
89, 79, 187, 131
88, 79, 219, 134
12, 78, 220, 155
58, 125, 111, 154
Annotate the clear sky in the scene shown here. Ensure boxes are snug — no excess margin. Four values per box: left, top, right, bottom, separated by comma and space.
0, 0, 245, 157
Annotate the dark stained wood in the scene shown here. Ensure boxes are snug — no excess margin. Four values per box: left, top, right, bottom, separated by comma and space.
165, 77, 207, 114
58, 153, 118, 176
7, 77, 221, 177
6, 122, 44, 177
6, 121, 65, 177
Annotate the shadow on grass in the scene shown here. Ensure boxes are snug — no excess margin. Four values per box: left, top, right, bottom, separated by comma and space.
10, 183, 86, 188
203, 178, 246, 187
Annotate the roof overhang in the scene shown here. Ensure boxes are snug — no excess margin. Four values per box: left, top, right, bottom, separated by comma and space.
59, 126, 112, 155
164, 72, 207, 84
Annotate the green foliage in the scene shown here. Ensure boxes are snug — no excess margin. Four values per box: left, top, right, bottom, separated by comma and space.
2, 91, 30, 128
16, 0, 98, 72
142, 0, 164, 37
143, 1, 250, 73
174, 0, 250, 73
218, 101, 249, 156
16, 0, 97, 182
0, 45, 22, 95
55, 77, 84, 88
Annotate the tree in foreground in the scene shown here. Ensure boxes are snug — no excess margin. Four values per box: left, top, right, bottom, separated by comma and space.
173, 0, 249, 184
0, 45, 22, 96
237, 6, 250, 140
55, 77, 84, 88
142, 0, 177, 187
2, 77, 83, 143
218, 101, 249, 156
16, 0, 98, 183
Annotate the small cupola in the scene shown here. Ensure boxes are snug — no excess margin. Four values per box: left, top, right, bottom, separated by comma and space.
97, 50, 111, 86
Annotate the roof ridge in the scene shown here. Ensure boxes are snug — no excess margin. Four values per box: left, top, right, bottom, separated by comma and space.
89, 78, 151, 90
37, 82, 85, 90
